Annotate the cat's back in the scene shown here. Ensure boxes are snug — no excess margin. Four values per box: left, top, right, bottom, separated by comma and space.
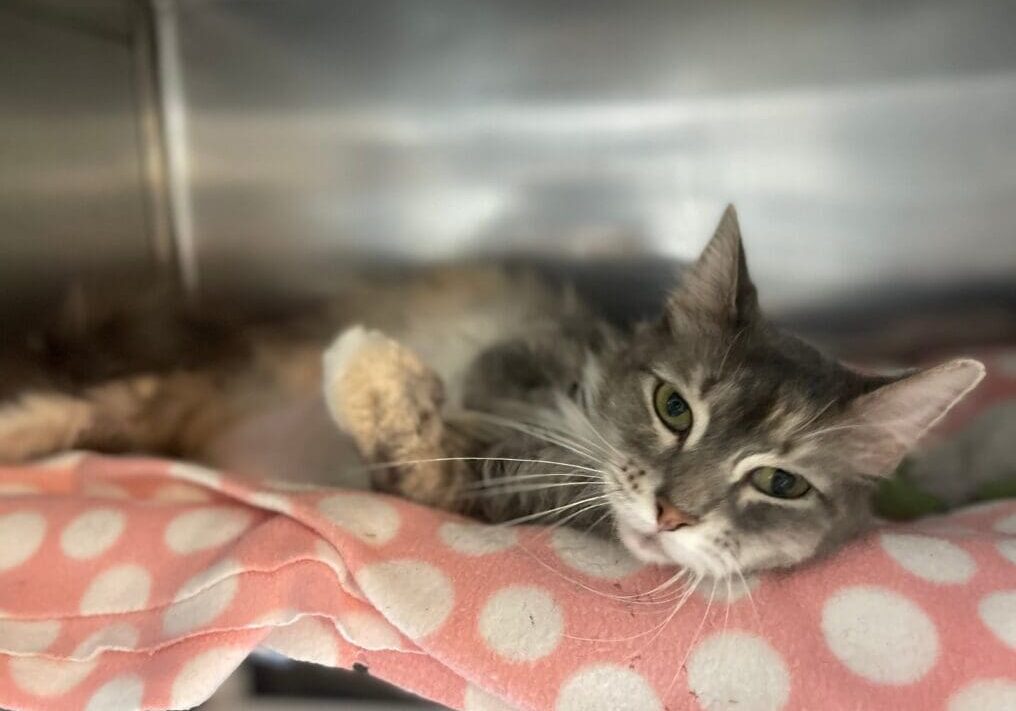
328, 266, 581, 403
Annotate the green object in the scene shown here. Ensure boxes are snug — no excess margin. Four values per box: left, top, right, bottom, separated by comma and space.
873, 464, 948, 521
974, 476, 1016, 502
874, 461, 1016, 521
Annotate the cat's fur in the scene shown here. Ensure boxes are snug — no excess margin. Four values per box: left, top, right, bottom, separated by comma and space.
327, 206, 985, 579
0, 206, 984, 579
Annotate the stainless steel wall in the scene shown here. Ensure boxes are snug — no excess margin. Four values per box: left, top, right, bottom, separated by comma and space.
0, 1, 162, 326
161, 0, 1016, 321
3, 1, 1015, 336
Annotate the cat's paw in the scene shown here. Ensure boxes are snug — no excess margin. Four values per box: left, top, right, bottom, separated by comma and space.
322, 326, 444, 448
322, 325, 393, 430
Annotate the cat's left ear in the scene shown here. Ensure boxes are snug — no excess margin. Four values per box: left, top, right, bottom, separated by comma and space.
839, 358, 985, 477
667, 204, 759, 329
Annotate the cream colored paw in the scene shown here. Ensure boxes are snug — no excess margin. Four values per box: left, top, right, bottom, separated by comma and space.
322, 325, 444, 436
322, 325, 393, 431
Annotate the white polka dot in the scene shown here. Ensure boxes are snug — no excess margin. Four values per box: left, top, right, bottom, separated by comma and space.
170, 646, 249, 709
479, 585, 563, 662
556, 664, 661, 711
978, 590, 1016, 649
265, 616, 338, 665
998, 539, 1016, 566
686, 631, 790, 711
0, 511, 46, 571
83, 482, 130, 499
0, 618, 61, 653
994, 514, 1016, 535
880, 533, 976, 584
72, 622, 140, 659
551, 528, 643, 579
354, 560, 452, 639
9, 657, 97, 697
85, 674, 144, 711
168, 461, 222, 487
60, 508, 126, 560
822, 586, 939, 684
80, 564, 152, 614
318, 493, 400, 545
439, 521, 517, 555
163, 575, 239, 637
164, 507, 251, 554
948, 678, 1016, 711
336, 611, 404, 651
464, 684, 520, 711
150, 483, 212, 503
0, 483, 40, 496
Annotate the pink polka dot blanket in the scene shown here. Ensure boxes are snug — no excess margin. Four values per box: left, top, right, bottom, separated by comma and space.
0, 453, 1013, 711
1, 348, 1016, 711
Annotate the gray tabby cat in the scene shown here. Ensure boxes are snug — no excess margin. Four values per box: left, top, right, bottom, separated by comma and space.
330, 206, 984, 579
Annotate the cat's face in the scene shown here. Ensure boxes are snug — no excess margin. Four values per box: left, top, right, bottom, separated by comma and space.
590, 207, 984, 578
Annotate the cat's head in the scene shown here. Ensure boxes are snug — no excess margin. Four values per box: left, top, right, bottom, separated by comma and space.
593, 206, 984, 577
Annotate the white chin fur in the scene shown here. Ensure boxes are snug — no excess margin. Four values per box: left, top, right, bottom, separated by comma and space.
616, 521, 672, 565
616, 516, 729, 579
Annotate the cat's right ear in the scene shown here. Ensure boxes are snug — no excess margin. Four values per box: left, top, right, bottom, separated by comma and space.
836, 358, 985, 477
666, 205, 759, 330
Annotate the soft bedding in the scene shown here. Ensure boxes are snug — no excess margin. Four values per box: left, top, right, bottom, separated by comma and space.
1, 349, 1015, 711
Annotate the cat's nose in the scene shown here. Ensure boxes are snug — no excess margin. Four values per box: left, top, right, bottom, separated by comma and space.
656, 497, 697, 532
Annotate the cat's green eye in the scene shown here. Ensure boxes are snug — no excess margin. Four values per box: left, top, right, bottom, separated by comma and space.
653, 383, 693, 433
749, 466, 811, 499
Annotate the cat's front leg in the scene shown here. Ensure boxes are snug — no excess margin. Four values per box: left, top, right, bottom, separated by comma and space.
322, 326, 472, 511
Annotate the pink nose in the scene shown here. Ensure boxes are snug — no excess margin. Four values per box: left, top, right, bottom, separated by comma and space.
656, 498, 697, 532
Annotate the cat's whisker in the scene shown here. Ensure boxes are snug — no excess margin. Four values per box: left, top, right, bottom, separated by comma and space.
612, 574, 702, 649
494, 493, 613, 527
361, 455, 604, 475
665, 576, 719, 698
481, 405, 616, 460
725, 553, 761, 627
583, 509, 613, 535
645, 576, 702, 647
538, 500, 615, 537
722, 573, 732, 639
551, 395, 625, 460
565, 574, 703, 643
511, 540, 675, 607
457, 410, 605, 463
465, 471, 602, 491
640, 571, 702, 606
632, 569, 688, 600
463, 480, 603, 500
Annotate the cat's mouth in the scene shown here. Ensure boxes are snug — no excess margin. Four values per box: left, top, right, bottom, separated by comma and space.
615, 520, 673, 566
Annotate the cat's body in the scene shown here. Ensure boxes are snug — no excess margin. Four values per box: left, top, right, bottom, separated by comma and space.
0, 207, 985, 579
0, 268, 576, 484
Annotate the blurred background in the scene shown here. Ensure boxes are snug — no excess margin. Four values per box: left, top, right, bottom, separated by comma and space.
2, 0, 1015, 707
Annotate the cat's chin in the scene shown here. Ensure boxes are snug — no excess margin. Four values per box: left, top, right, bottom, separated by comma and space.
615, 520, 675, 566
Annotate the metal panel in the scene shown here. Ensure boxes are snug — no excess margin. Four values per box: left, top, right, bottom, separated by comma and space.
163, 0, 1016, 321
0, 1, 155, 326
